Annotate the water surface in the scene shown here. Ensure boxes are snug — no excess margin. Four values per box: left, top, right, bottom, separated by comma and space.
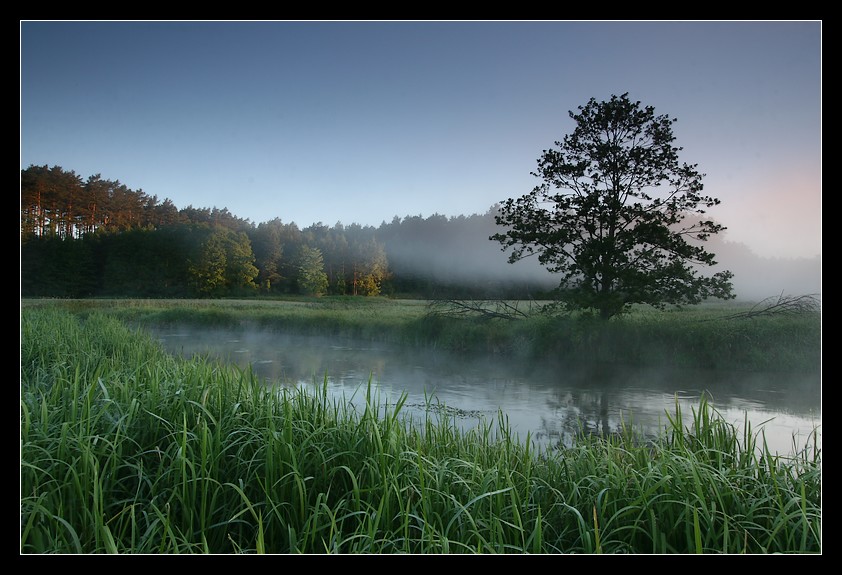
151, 325, 822, 457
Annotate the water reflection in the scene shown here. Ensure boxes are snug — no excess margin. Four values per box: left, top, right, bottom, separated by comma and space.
150, 325, 821, 458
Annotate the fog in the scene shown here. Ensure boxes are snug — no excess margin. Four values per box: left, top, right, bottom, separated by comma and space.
382, 212, 821, 303
708, 242, 822, 303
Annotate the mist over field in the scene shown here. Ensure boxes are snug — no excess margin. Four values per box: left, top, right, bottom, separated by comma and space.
707, 242, 821, 303
382, 211, 821, 303
385, 231, 556, 289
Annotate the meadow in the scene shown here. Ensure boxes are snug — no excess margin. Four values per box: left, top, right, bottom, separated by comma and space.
20, 298, 821, 553
23, 295, 822, 371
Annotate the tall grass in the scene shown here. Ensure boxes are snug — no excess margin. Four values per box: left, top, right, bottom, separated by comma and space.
21, 306, 820, 553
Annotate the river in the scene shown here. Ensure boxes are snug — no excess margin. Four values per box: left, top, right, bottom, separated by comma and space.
150, 325, 822, 458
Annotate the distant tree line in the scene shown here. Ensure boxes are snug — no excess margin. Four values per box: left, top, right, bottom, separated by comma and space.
20, 164, 554, 299
20, 164, 820, 302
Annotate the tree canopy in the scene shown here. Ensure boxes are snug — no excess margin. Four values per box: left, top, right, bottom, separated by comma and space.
491, 93, 735, 319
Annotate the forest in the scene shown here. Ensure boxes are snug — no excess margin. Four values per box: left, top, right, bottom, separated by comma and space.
20, 164, 820, 301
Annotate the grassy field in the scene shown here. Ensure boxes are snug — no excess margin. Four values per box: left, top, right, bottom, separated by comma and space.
22, 296, 822, 372
20, 299, 821, 554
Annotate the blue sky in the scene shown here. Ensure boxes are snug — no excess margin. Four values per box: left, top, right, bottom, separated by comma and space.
20, 20, 821, 259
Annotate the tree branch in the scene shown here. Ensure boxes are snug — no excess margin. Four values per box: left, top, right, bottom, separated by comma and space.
426, 299, 535, 321
718, 293, 821, 320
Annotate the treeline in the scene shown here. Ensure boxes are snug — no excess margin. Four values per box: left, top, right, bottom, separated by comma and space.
20, 164, 555, 299
21, 164, 820, 301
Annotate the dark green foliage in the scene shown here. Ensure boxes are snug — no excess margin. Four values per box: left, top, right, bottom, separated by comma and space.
296, 245, 329, 296
100, 227, 192, 297
492, 94, 735, 319
186, 224, 259, 297
21, 224, 259, 298
20, 235, 98, 297
249, 218, 288, 292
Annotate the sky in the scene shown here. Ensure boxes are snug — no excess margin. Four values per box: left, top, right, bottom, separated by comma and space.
20, 20, 821, 260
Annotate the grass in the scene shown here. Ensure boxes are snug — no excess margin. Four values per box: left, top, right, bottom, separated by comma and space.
20, 305, 821, 553
21, 296, 822, 372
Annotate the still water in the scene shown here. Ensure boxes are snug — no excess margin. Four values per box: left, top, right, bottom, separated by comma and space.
150, 325, 821, 458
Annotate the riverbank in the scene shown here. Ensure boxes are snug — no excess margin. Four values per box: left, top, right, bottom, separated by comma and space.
20, 304, 821, 553
21, 296, 822, 372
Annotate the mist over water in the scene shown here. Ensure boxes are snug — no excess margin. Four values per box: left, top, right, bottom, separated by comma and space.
150, 325, 821, 458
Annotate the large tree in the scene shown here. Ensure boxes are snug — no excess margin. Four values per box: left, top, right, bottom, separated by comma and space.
492, 93, 734, 319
